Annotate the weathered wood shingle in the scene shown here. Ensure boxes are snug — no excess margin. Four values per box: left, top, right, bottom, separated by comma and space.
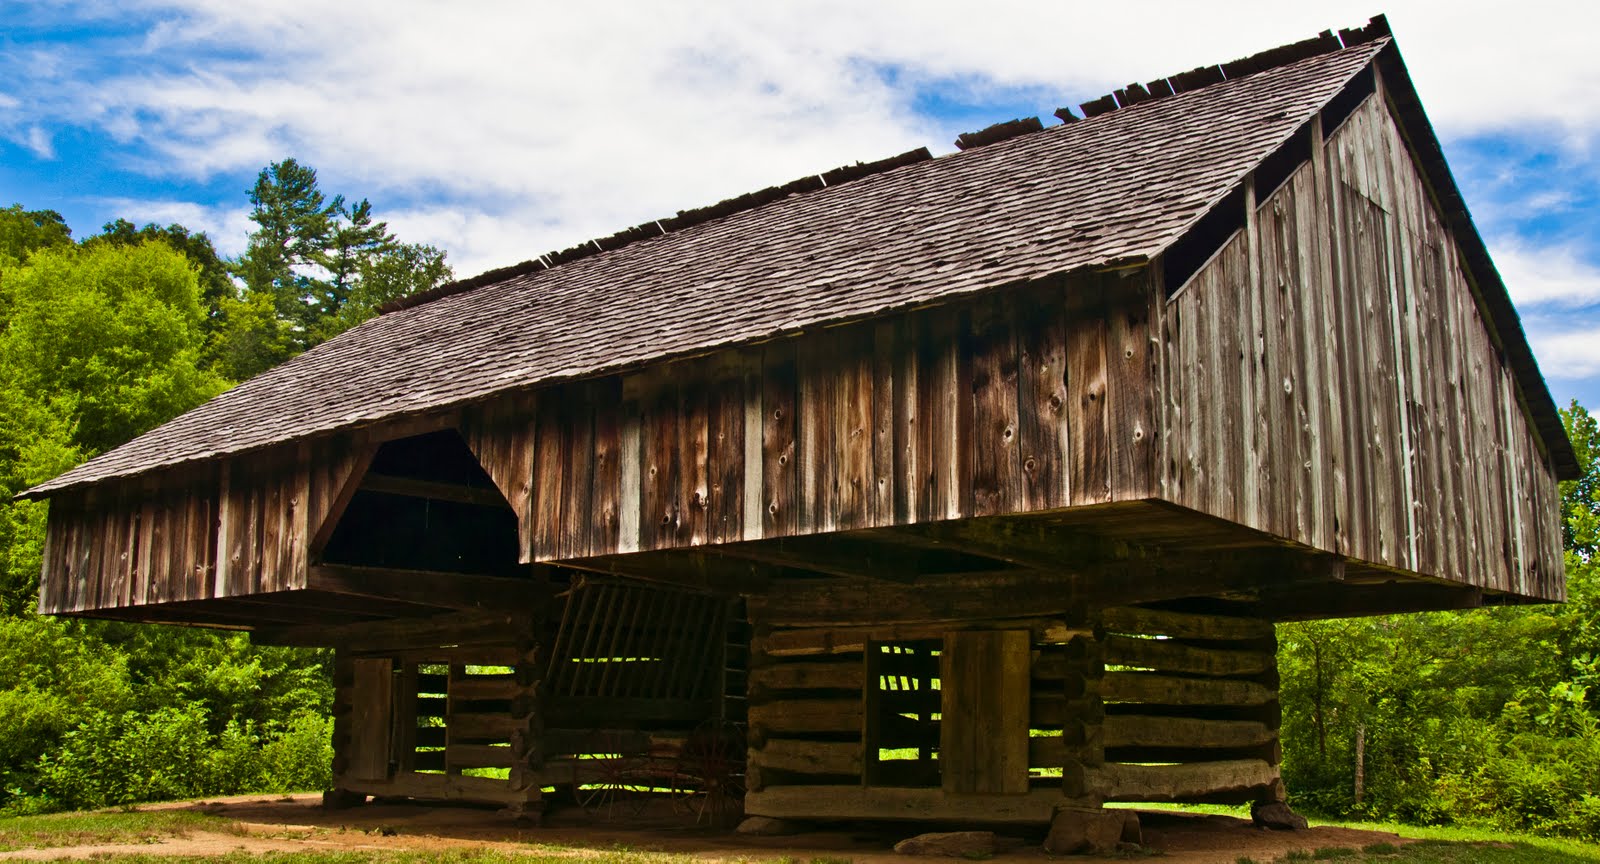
28, 42, 1390, 495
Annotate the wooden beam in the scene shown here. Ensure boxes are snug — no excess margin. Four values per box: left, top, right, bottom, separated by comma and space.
447, 744, 517, 769
449, 676, 520, 701
1101, 635, 1271, 676
1088, 759, 1277, 803
1092, 550, 1342, 606
1100, 606, 1276, 641
750, 571, 1051, 624
863, 521, 1124, 572
1105, 715, 1274, 751
74, 604, 294, 629
561, 550, 775, 594
354, 409, 463, 446
711, 536, 934, 583
748, 698, 863, 735
747, 660, 865, 693
306, 564, 546, 612
748, 739, 862, 777
543, 697, 713, 727
225, 593, 430, 621
358, 473, 510, 509
1099, 672, 1276, 706
1260, 580, 1482, 621
309, 445, 377, 557
867, 521, 1344, 599
1036, 637, 1271, 678
336, 769, 536, 807
749, 573, 1078, 627
748, 551, 1341, 627
253, 609, 534, 648
752, 619, 1091, 658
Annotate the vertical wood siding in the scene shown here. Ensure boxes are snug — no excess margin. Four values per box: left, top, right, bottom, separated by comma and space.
1159, 89, 1563, 599
38, 437, 364, 615
453, 272, 1160, 565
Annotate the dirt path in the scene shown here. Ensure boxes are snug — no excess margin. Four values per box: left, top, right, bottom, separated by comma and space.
2, 794, 1412, 862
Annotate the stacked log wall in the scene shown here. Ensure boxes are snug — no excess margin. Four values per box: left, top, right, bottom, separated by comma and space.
331, 616, 544, 808
743, 602, 1282, 824
1159, 79, 1563, 599
1066, 607, 1282, 804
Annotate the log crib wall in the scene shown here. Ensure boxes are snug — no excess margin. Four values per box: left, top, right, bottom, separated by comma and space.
744, 599, 1284, 824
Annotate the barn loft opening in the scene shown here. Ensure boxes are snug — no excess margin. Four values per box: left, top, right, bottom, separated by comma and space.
322, 430, 522, 577
1320, 63, 1375, 137
1162, 184, 1248, 297
1256, 121, 1314, 201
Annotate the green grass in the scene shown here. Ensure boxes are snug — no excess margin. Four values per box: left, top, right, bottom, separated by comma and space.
1306, 819, 1600, 862
0, 808, 239, 852
1105, 803, 1600, 863
1237, 840, 1600, 862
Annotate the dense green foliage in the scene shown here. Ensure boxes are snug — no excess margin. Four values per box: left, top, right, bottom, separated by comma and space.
1280, 403, 1600, 839
0, 206, 71, 262
0, 171, 446, 814
0, 618, 333, 812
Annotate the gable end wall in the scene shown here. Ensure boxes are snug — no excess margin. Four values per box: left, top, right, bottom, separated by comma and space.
1157, 84, 1563, 600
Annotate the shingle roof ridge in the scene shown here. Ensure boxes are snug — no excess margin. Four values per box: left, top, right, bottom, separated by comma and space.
1066, 16, 1389, 122
378, 146, 935, 315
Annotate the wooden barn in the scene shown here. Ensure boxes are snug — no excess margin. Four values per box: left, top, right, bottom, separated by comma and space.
22, 16, 1577, 850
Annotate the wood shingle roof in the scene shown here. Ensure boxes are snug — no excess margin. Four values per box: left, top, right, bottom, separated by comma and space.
29, 35, 1513, 497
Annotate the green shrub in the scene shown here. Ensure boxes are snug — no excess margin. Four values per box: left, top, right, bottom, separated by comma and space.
257, 711, 333, 794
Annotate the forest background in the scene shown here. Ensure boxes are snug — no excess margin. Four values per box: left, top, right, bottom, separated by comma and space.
1, 173, 1598, 838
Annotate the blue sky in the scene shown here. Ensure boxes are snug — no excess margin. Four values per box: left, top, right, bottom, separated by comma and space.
2, 1, 1597, 411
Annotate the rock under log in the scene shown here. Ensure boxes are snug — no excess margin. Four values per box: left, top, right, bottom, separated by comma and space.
1044, 806, 1140, 855
1252, 800, 1309, 830
893, 831, 997, 857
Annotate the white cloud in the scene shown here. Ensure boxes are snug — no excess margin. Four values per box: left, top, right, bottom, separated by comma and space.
24, 126, 54, 158
10, 0, 1600, 285
1529, 326, 1600, 380
380, 206, 557, 278
1494, 238, 1600, 308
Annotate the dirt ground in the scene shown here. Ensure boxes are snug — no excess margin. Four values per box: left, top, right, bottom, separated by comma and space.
0, 793, 1413, 862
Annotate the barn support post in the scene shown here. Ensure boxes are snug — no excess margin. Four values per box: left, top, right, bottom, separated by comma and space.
324, 649, 365, 808
1046, 630, 1141, 855
505, 617, 547, 823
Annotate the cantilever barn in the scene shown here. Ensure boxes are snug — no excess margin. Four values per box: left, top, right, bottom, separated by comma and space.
22, 17, 1577, 843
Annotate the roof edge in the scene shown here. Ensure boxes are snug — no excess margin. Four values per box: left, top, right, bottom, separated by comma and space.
21, 259, 1150, 501
377, 147, 934, 316
1068, 15, 1390, 121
